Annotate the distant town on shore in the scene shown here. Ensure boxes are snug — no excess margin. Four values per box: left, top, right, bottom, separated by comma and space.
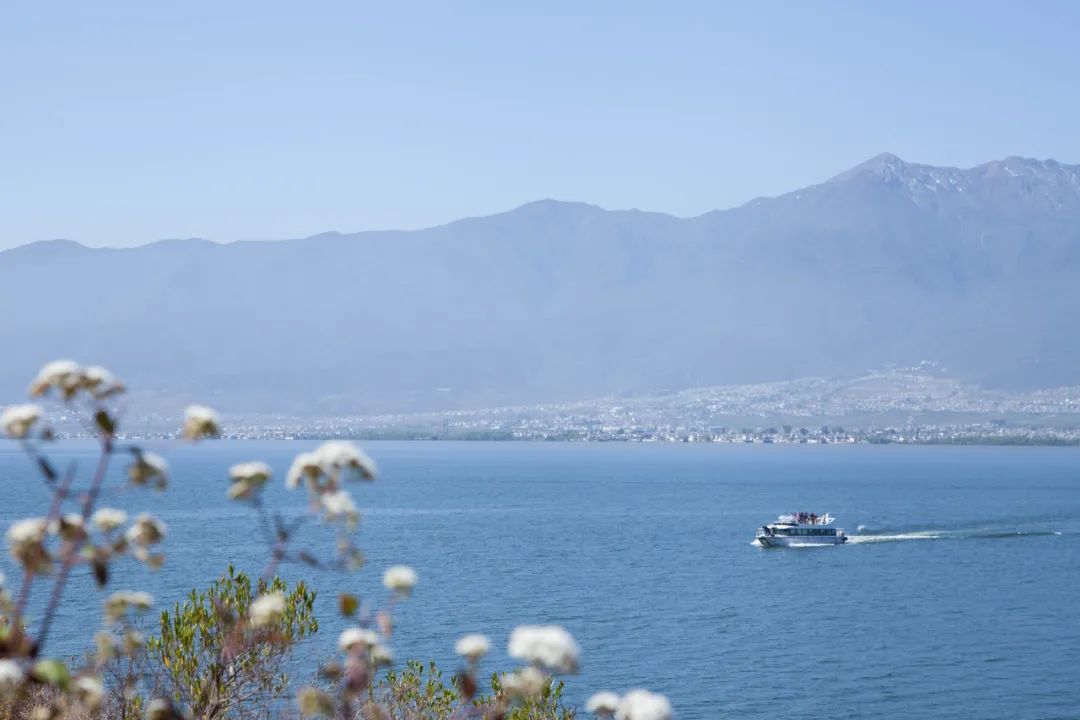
40, 365, 1080, 446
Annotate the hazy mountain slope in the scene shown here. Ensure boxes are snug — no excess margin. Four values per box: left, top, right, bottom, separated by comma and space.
3, 155, 1079, 414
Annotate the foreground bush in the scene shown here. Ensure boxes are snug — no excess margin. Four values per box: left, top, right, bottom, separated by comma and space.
149, 568, 317, 719
370, 660, 574, 720
0, 361, 671, 719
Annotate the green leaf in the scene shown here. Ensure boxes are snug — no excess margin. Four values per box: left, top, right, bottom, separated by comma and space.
94, 409, 116, 436
33, 659, 71, 688
92, 557, 109, 587
338, 593, 358, 617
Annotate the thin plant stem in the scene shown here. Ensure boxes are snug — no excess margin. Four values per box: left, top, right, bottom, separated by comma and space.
34, 435, 114, 652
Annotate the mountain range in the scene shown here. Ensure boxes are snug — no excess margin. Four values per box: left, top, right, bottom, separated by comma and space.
3, 153, 1080, 415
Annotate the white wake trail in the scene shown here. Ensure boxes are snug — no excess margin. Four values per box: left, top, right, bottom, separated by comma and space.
846, 531, 943, 544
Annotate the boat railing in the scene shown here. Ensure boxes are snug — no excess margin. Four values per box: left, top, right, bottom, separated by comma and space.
777, 512, 835, 526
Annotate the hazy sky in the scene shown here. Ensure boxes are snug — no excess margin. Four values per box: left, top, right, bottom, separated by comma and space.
3, 0, 1079, 248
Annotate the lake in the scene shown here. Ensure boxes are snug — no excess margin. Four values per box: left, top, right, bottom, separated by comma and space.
2, 441, 1079, 719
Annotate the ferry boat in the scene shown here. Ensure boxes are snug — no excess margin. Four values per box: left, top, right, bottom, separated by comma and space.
755, 512, 847, 547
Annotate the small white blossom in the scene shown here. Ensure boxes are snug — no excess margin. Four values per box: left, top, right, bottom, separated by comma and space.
286, 452, 320, 489
105, 590, 154, 623
228, 461, 273, 500
124, 629, 146, 652
1, 404, 43, 439
455, 633, 491, 662
81, 367, 116, 388
183, 405, 221, 440
382, 565, 418, 596
320, 489, 359, 527
313, 441, 377, 480
614, 690, 673, 720
338, 627, 380, 652
92, 507, 128, 532
500, 666, 548, 699
147, 698, 177, 720
6, 517, 50, 573
82, 365, 114, 386
370, 644, 394, 667
7, 517, 48, 546
297, 687, 335, 716
121, 590, 153, 608
508, 625, 580, 674
230, 461, 272, 483
129, 452, 168, 488
0, 659, 24, 698
29, 360, 80, 397
249, 592, 286, 628
80, 365, 125, 399
587, 692, 621, 716
125, 514, 166, 546
73, 676, 105, 711
48, 513, 86, 541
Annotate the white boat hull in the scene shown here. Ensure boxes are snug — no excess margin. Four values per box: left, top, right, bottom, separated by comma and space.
756, 534, 847, 547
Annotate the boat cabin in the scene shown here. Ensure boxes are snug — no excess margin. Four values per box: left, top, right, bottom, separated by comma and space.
767, 526, 839, 537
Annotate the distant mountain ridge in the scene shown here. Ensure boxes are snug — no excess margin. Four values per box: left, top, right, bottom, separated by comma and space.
3, 153, 1080, 414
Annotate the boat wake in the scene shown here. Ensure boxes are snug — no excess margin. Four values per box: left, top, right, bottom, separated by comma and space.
847, 528, 1064, 544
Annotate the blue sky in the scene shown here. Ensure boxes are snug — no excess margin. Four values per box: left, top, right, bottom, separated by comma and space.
2, 0, 1078, 248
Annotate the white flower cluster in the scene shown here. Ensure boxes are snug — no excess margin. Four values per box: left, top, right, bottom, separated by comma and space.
286, 441, 376, 531
584, 690, 673, 720
128, 451, 169, 490
455, 633, 491, 662
182, 404, 221, 441
338, 627, 380, 652
92, 507, 128, 532
228, 461, 272, 500
297, 687, 335, 716
249, 591, 286, 627
465, 624, 581, 703
508, 624, 581, 674
6, 517, 50, 574
105, 590, 154, 624
126, 513, 166, 547
96, 625, 145, 660
146, 697, 180, 720
382, 565, 418, 596
29, 360, 125, 401
125, 513, 167, 565
286, 441, 377, 490
0, 659, 24, 699
72, 675, 105, 712
612, 690, 673, 720
500, 666, 549, 699
6, 502, 168, 578
48, 513, 87, 541
370, 643, 394, 667
337, 627, 393, 668
320, 489, 359, 529
1, 403, 43, 439
587, 692, 622, 715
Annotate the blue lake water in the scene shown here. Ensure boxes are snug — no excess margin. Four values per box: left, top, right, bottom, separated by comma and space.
2, 441, 1079, 719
